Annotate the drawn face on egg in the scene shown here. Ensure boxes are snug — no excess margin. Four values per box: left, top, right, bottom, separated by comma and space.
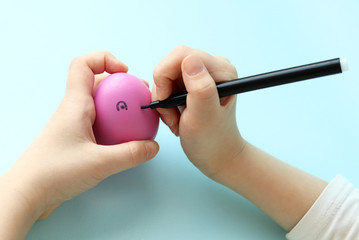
116, 101, 128, 111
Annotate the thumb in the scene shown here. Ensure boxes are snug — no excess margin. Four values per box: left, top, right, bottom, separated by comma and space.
181, 55, 220, 121
94, 140, 159, 178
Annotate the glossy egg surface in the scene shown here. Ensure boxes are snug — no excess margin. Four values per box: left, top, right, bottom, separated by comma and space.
93, 73, 159, 145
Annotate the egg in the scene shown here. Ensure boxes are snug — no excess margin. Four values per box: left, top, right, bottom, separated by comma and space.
93, 73, 159, 145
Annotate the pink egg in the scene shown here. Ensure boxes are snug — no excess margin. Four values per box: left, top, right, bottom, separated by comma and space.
93, 73, 159, 145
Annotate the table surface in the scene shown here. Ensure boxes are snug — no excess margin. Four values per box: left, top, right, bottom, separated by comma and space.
0, 1, 358, 239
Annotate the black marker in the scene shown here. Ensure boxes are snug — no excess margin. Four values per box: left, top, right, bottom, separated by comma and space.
141, 58, 348, 109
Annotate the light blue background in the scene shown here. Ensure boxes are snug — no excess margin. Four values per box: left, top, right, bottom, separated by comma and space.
0, 0, 358, 239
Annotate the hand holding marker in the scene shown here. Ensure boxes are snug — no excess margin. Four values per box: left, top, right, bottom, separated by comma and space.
142, 58, 348, 109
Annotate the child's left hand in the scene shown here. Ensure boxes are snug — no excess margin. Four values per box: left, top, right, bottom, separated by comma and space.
0, 51, 159, 229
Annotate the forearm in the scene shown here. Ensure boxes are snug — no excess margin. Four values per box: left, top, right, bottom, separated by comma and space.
215, 140, 328, 231
0, 174, 40, 240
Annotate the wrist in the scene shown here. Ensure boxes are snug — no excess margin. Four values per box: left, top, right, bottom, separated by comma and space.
204, 136, 248, 183
211, 140, 258, 192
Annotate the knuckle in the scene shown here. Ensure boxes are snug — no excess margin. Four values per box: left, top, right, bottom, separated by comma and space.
98, 51, 115, 61
173, 45, 190, 54
226, 63, 238, 79
152, 66, 162, 82
152, 65, 169, 86
89, 50, 111, 58
215, 55, 231, 63
98, 50, 111, 55
211, 56, 238, 79
214, 63, 238, 80
69, 56, 84, 68
231, 64, 238, 78
152, 68, 171, 90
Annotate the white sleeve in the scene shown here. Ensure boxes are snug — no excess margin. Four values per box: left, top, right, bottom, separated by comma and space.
286, 175, 359, 240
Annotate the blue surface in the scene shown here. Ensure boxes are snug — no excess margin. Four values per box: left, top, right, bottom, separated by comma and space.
0, 0, 358, 239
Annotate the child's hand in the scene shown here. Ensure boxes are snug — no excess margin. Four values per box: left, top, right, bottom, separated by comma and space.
152, 46, 244, 178
1, 51, 159, 222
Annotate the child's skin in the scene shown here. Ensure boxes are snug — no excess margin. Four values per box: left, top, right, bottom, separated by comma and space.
152, 46, 328, 230
0, 52, 159, 240
0, 47, 328, 240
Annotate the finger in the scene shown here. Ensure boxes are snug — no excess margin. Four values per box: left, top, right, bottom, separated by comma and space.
93, 140, 159, 178
151, 85, 180, 136
159, 108, 180, 136
67, 51, 128, 96
181, 55, 220, 122
93, 73, 110, 93
139, 78, 149, 88
153, 45, 236, 101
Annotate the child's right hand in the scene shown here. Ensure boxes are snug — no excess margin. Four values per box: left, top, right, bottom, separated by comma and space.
152, 46, 245, 179
152, 47, 330, 232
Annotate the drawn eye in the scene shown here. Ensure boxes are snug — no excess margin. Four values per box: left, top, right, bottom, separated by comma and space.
116, 101, 128, 111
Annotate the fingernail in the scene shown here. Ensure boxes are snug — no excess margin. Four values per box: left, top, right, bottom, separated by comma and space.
145, 142, 157, 160
184, 56, 204, 77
